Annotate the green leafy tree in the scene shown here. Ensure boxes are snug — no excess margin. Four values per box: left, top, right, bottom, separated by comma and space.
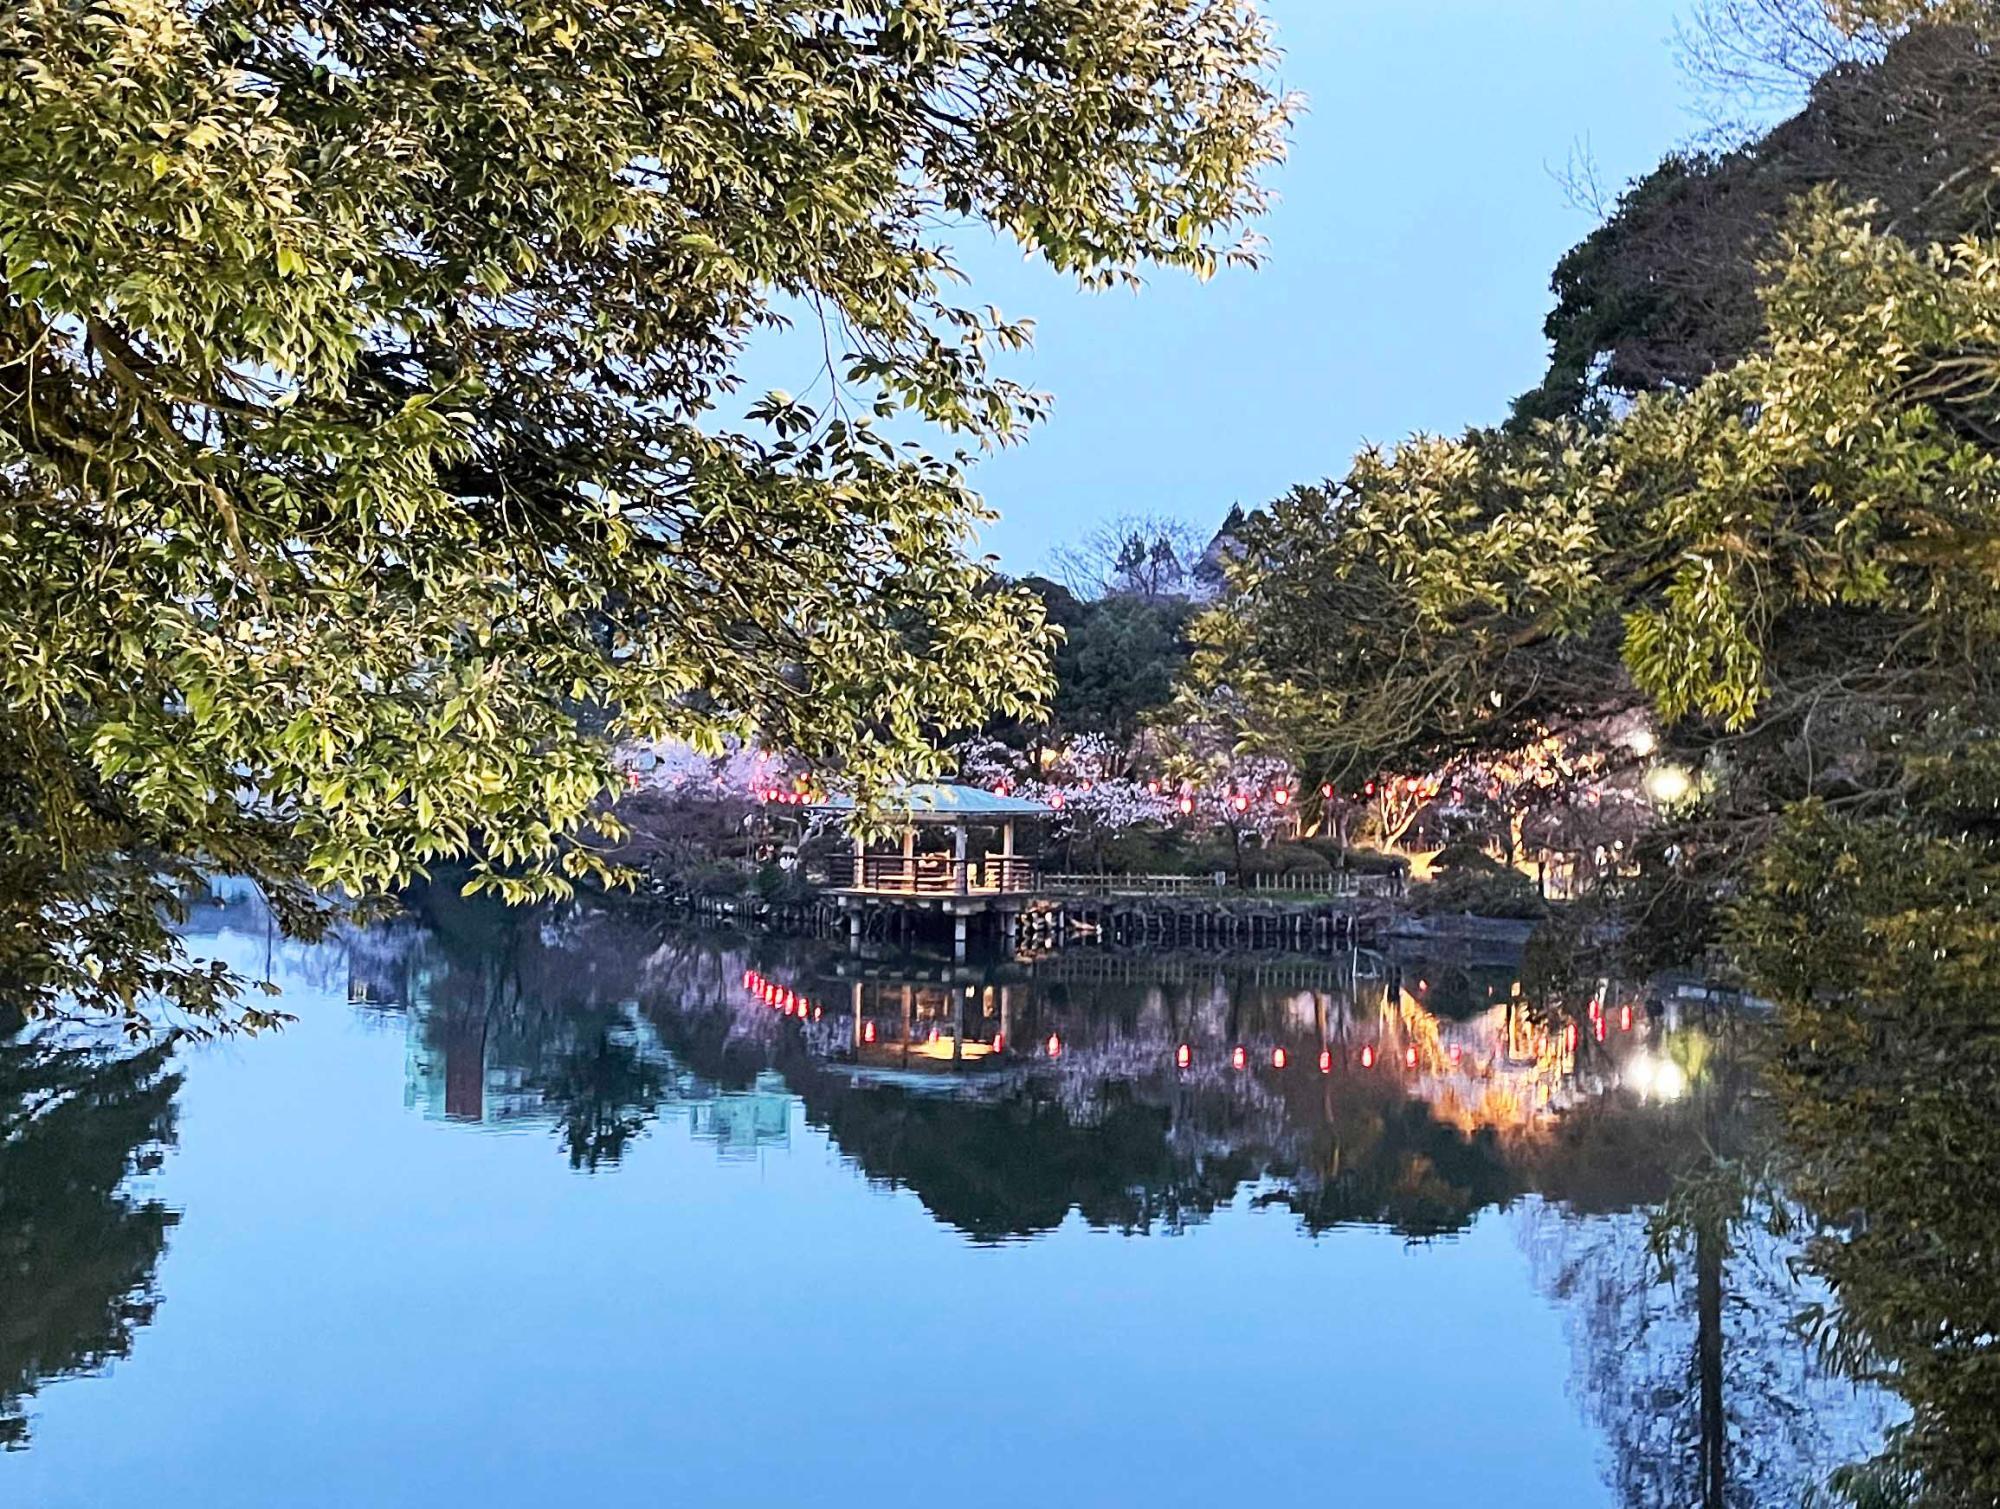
0, 0, 1293, 1031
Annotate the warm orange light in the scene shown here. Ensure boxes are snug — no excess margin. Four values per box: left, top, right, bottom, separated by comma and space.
1231, 1046, 1247, 1070
1175, 1043, 1193, 1070
1271, 1047, 1288, 1069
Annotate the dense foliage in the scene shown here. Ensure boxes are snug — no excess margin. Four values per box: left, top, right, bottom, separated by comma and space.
0, 0, 1291, 1031
1193, 3, 2000, 1498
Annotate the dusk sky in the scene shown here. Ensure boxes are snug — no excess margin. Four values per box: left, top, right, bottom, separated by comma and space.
760, 0, 1715, 574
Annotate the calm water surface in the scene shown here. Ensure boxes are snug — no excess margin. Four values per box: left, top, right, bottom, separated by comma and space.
2, 893, 1893, 1507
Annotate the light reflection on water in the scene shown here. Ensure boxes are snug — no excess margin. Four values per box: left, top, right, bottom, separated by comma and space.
0, 891, 1895, 1508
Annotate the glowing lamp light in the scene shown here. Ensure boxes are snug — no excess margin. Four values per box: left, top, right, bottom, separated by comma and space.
813, 1007, 823, 1022
1050, 791, 1065, 810
1563, 1022, 1579, 1051
1231, 1046, 1248, 1071
861, 1021, 877, 1044
1272, 788, 1290, 808
1046, 1034, 1062, 1059
1321, 783, 1335, 799
993, 1032, 1006, 1054
1271, 1047, 1288, 1070
1175, 1043, 1193, 1070
1403, 1044, 1418, 1070
1230, 794, 1250, 815
1363, 780, 1376, 796
1360, 1045, 1376, 1069
1594, 1016, 1607, 1042
1448, 1044, 1463, 1065
1318, 1049, 1333, 1074
1643, 762, 1694, 805
1178, 795, 1195, 816
1619, 1004, 1633, 1032
1147, 780, 1161, 795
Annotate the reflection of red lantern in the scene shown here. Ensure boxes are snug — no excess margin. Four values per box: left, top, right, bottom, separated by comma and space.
1231, 1046, 1247, 1071
1046, 1034, 1062, 1059
1619, 1004, 1633, 1032
993, 1032, 1006, 1054
1448, 1044, 1462, 1065
862, 1021, 877, 1044
1594, 1015, 1606, 1042
1175, 1043, 1192, 1070
1360, 1045, 1376, 1069
1318, 1049, 1333, 1074
1271, 1047, 1288, 1070
1563, 1022, 1578, 1051
1321, 783, 1335, 799
1404, 1044, 1418, 1070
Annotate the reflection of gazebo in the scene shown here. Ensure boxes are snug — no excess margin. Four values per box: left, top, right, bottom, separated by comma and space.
812, 783, 1051, 958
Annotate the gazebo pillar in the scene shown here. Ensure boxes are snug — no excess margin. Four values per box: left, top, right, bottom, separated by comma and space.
953, 821, 969, 893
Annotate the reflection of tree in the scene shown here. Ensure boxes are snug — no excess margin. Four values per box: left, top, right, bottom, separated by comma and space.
1734, 815, 2000, 1506
0, 1029, 180, 1447
520, 1015, 672, 1172
1521, 1020, 1893, 1509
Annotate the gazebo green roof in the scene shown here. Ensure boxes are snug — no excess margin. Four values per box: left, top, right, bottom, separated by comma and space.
809, 782, 1050, 822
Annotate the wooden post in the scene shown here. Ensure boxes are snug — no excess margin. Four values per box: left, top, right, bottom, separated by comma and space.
954, 821, 969, 894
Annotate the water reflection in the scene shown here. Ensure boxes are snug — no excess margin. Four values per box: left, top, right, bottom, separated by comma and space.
0, 1025, 180, 1448
352, 897, 1699, 1240
0, 888, 1927, 1507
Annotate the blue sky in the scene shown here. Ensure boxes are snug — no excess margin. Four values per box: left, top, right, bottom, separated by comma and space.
760, 1, 1702, 573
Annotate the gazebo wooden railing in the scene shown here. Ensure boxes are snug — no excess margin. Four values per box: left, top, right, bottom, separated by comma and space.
826, 854, 1038, 896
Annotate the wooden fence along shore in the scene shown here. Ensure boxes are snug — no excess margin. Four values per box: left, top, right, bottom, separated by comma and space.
666, 868, 1398, 955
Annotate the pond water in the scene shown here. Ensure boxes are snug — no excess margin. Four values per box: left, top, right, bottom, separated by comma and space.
2, 891, 1897, 1508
